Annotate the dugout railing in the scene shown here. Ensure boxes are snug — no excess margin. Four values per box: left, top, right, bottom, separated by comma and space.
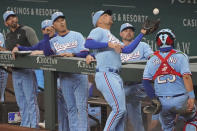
0, 53, 197, 131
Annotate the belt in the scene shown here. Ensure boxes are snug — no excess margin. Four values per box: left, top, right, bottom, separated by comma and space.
158, 93, 185, 99
124, 81, 141, 86
96, 68, 120, 74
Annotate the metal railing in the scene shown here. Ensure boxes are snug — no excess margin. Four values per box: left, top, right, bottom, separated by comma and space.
0, 53, 197, 130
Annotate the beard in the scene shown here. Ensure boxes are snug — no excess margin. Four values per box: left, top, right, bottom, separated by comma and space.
9, 22, 18, 29
124, 37, 133, 42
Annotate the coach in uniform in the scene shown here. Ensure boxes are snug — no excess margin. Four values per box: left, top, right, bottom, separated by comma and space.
3, 11, 40, 128
46, 11, 89, 131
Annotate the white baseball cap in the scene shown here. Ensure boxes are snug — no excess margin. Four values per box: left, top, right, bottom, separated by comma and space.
3, 11, 16, 21
51, 11, 65, 23
120, 23, 135, 33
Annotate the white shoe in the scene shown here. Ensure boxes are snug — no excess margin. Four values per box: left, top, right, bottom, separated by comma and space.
39, 122, 45, 128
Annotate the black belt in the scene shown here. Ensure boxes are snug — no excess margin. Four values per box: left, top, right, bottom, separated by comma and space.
158, 93, 185, 98
96, 68, 120, 74
124, 81, 141, 86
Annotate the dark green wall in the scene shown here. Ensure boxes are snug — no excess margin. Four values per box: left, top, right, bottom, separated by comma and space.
0, 0, 196, 55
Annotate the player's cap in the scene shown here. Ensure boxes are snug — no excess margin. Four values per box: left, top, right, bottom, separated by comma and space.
41, 19, 52, 29
120, 23, 135, 33
51, 11, 65, 23
3, 11, 16, 22
92, 10, 112, 27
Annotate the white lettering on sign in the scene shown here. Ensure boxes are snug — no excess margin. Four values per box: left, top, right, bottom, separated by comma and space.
91, 12, 148, 23
183, 18, 197, 27
142, 38, 191, 55
112, 13, 148, 23
171, 0, 197, 4
0, 54, 15, 60
7, 6, 59, 16
36, 56, 58, 64
77, 60, 96, 69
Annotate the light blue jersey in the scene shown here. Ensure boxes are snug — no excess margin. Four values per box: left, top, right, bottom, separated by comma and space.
87, 27, 121, 70
50, 30, 89, 131
121, 42, 153, 62
121, 41, 153, 131
143, 50, 191, 96
0, 33, 5, 47
50, 31, 88, 55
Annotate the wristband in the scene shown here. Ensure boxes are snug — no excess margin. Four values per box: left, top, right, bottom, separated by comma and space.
188, 91, 195, 98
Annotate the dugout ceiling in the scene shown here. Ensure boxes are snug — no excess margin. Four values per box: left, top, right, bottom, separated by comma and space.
0, 0, 196, 56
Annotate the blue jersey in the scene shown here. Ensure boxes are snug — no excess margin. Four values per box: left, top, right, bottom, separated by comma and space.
87, 27, 121, 70
0, 33, 5, 47
121, 42, 153, 62
18, 34, 55, 56
143, 50, 191, 96
50, 31, 88, 55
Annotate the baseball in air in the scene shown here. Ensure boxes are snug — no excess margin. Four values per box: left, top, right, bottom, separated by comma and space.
153, 8, 159, 15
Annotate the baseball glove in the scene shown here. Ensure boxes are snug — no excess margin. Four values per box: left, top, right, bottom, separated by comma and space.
142, 19, 160, 35
143, 98, 162, 114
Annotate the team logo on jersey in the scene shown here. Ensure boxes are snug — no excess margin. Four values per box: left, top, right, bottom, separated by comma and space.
17, 34, 21, 40
108, 33, 120, 44
121, 51, 140, 62
53, 41, 78, 52
161, 64, 168, 72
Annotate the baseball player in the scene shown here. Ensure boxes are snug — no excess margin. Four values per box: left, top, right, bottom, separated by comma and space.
3, 11, 40, 128
48, 11, 89, 131
0, 32, 8, 102
12, 19, 69, 131
143, 28, 196, 131
120, 23, 153, 131
85, 10, 148, 131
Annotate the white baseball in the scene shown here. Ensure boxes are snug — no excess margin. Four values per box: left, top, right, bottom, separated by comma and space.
153, 8, 159, 15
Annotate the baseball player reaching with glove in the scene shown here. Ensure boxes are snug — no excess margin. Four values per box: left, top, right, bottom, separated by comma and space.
120, 23, 153, 131
142, 28, 197, 131
85, 10, 159, 131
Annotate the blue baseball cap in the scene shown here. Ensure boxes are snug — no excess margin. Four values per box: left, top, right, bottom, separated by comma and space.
3, 11, 16, 21
92, 10, 112, 27
41, 19, 52, 29
51, 11, 65, 23
120, 23, 135, 32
